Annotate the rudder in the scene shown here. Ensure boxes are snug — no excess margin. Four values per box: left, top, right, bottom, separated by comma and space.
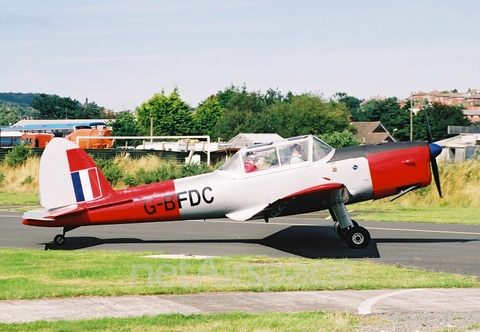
39, 138, 114, 210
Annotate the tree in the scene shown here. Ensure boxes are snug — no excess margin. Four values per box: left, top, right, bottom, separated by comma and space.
136, 87, 193, 136
375, 98, 410, 141
412, 103, 472, 141
266, 93, 352, 138
0, 105, 21, 126
76, 101, 102, 119
110, 111, 144, 147
333, 92, 363, 120
30, 94, 85, 119
320, 130, 361, 148
214, 85, 268, 139
192, 95, 223, 140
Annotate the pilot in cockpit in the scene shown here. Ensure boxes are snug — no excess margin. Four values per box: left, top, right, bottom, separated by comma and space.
244, 152, 258, 173
289, 143, 304, 164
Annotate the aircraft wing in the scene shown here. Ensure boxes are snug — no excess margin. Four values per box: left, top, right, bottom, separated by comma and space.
226, 183, 347, 221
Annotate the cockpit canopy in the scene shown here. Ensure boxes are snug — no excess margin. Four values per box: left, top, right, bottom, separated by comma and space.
217, 135, 333, 175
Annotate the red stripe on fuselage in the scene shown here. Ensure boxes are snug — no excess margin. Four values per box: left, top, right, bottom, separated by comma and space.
23, 180, 182, 228
86, 180, 182, 225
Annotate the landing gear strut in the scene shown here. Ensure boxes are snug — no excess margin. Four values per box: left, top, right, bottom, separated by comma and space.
329, 190, 371, 249
53, 226, 79, 246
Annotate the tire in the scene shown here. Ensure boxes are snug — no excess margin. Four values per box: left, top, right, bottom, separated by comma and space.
336, 220, 359, 240
345, 226, 370, 249
54, 234, 66, 246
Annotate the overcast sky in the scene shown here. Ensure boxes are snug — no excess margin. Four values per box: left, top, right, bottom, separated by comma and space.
2, 0, 479, 111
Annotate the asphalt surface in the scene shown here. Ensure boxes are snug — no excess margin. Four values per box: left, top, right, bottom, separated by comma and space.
2, 208, 480, 324
3, 209, 480, 277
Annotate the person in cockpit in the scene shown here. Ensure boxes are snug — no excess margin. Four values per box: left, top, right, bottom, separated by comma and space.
289, 143, 304, 164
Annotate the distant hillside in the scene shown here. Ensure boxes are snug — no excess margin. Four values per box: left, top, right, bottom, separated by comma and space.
0, 92, 39, 106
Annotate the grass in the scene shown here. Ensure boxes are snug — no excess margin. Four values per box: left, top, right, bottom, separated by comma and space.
351, 203, 480, 224
0, 312, 377, 332
0, 193, 39, 207
0, 249, 478, 301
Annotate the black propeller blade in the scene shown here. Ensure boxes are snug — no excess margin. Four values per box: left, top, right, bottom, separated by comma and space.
425, 110, 443, 198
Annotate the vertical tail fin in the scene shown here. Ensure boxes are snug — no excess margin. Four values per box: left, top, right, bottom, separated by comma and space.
39, 138, 114, 210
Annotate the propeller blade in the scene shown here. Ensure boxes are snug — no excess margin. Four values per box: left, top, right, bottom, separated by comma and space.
425, 109, 442, 198
428, 143, 443, 198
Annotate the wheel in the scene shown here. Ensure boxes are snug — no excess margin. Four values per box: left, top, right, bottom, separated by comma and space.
345, 226, 370, 249
54, 234, 66, 246
335, 220, 359, 240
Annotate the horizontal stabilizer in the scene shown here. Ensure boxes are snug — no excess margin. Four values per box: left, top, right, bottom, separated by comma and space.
23, 204, 85, 222
22, 210, 55, 222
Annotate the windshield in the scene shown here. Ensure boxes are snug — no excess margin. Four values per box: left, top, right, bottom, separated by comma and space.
312, 136, 333, 161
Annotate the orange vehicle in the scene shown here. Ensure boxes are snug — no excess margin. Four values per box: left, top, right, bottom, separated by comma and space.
21, 133, 55, 148
64, 127, 114, 149
20, 128, 113, 149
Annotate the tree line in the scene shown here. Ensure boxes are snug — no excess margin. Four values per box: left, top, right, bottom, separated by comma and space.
0, 86, 473, 147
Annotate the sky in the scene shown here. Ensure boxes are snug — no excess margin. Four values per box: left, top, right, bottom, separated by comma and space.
1, 0, 480, 111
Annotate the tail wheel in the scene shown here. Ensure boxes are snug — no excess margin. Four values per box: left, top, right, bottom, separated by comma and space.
345, 226, 370, 249
54, 234, 66, 246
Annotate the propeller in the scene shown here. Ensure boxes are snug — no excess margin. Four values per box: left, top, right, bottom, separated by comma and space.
425, 110, 443, 198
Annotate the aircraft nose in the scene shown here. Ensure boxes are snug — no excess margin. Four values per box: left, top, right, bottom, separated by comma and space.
429, 143, 442, 158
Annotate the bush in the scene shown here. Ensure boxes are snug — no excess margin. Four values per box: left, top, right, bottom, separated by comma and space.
95, 159, 124, 186
5, 145, 33, 167
180, 163, 213, 177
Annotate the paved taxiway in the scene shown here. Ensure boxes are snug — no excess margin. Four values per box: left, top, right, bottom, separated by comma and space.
1, 288, 480, 323
2, 209, 480, 277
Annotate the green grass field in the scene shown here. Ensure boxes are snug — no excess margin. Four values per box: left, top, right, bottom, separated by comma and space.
1, 249, 478, 301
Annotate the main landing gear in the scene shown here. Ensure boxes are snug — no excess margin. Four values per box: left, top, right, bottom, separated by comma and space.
329, 191, 371, 249
53, 226, 79, 246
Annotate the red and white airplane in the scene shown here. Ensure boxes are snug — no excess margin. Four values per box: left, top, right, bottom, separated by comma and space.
23, 133, 443, 249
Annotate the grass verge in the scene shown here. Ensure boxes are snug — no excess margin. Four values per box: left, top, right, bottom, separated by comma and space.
0, 312, 381, 332
0, 249, 478, 301
351, 202, 480, 224
0, 193, 39, 207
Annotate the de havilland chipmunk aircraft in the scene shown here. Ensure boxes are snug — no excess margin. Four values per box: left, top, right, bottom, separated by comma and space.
23, 130, 443, 249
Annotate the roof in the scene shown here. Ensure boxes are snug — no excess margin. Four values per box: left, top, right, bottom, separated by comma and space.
5, 119, 109, 132
228, 133, 283, 148
350, 122, 395, 144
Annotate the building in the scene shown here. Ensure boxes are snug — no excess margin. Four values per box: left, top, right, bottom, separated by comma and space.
227, 133, 284, 148
405, 90, 480, 123
350, 122, 395, 144
434, 126, 480, 162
